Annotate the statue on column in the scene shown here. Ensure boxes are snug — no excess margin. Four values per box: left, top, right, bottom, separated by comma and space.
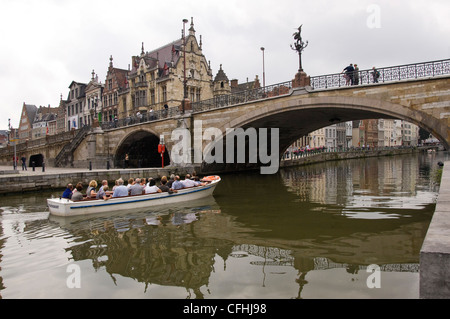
291, 24, 308, 72
290, 24, 310, 88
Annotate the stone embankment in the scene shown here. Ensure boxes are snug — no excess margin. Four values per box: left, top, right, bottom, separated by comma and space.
420, 160, 450, 298
0, 166, 197, 195
0, 147, 434, 195
280, 146, 426, 168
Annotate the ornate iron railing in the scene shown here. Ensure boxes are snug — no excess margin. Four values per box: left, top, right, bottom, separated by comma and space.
191, 81, 293, 113
310, 59, 450, 90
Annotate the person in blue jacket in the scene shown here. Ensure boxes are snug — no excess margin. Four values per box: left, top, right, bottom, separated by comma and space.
62, 183, 73, 199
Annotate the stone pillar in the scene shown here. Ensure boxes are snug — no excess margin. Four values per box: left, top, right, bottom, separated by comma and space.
85, 127, 107, 169
292, 71, 311, 88
179, 98, 192, 113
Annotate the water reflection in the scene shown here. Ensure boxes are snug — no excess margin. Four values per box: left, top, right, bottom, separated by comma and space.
0, 152, 447, 298
48, 199, 226, 299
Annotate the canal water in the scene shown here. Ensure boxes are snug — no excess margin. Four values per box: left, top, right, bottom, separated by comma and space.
0, 151, 447, 299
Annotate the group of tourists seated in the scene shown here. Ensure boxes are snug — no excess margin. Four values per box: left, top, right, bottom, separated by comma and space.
61, 173, 207, 202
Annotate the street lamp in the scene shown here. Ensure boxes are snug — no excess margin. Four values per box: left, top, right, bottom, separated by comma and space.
182, 18, 189, 114
8, 118, 17, 170
260, 47, 265, 88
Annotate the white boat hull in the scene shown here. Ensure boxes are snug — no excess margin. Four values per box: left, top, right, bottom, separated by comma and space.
47, 178, 220, 217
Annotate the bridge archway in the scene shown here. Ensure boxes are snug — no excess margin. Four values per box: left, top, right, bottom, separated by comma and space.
200, 95, 448, 173
114, 130, 170, 168
29, 154, 44, 167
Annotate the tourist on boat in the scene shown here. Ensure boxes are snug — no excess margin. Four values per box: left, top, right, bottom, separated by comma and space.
71, 184, 84, 201
126, 178, 135, 190
167, 174, 176, 188
171, 175, 184, 190
129, 178, 144, 195
96, 185, 111, 200
112, 178, 128, 198
182, 174, 205, 188
144, 178, 162, 194
86, 180, 98, 198
191, 171, 200, 181
96, 180, 109, 199
62, 183, 73, 199
158, 176, 176, 193
112, 179, 120, 191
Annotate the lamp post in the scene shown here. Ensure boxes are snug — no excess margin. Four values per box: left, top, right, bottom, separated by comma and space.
182, 18, 188, 114
260, 47, 266, 88
8, 118, 17, 170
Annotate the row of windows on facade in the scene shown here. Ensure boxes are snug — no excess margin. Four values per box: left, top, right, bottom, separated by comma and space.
67, 85, 202, 118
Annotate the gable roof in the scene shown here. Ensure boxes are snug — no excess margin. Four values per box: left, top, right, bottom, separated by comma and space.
24, 104, 38, 124
130, 39, 183, 77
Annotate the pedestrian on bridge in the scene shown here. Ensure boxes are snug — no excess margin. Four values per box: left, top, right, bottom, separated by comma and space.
342, 63, 354, 85
372, 67, 380, 83
353, 64, 360, 85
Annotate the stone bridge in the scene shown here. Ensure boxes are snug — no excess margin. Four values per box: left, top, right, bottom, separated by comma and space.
1, 59, 449, 174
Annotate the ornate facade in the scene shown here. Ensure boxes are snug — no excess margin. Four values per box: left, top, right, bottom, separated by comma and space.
84, 70, 104, 126
122, 18, 214, 119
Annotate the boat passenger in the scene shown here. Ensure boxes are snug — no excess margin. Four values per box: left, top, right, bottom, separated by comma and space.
96, 185, 111, 200
112, 179, 119, 191
129, 178, 144, 195
144, 178, 162, 194
71, 184, 84, 202
86, 180, 98, 198
182, 174, 205, 188
96, 180, 109, 199
171, 175, 184, 190
191, 171, 200, 181
158, 176, 176, 193
112, 178, 129, 198
62, 183, 73, 199
167, 174, 176, 188
127, 178, 135, 188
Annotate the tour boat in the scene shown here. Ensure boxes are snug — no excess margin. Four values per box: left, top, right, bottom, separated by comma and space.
47, 176, 221, 217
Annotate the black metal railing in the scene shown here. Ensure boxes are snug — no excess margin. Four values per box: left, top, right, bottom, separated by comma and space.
100, 106, 181, 130
191, 81, 293, 113
310, 58, 450, 90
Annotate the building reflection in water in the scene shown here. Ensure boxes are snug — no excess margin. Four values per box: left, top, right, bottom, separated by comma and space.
62, 207, 229, 299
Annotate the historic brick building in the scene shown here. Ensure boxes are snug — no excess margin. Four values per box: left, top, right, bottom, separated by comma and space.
102, 56, 129, 122
18, 103, 38, 141
66, 81, 87, 130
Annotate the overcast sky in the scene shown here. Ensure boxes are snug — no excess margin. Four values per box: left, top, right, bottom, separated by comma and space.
1, 0, 449, 130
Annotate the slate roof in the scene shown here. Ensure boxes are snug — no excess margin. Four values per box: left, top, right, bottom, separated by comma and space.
130, 39, 183, 77
214, 65, 229, 82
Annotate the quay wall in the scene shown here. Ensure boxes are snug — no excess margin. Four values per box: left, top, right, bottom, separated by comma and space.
0, 147, 432, 195
0, 166, 197, 195
420, 160, 450, 299
280, 147, 424, 168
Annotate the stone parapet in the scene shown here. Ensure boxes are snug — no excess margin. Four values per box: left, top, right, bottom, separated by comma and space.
420, 161, 450, 298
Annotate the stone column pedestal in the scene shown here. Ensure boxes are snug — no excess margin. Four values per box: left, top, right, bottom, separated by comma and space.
292, 71, 311, 88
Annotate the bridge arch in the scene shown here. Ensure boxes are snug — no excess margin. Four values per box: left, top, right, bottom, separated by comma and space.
114, 129, 170, 168
200, 94, 448, 173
